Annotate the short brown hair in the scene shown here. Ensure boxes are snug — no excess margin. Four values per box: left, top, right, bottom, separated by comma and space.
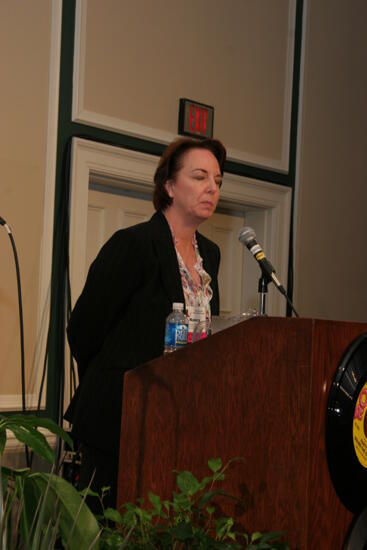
153, 137, 226, 211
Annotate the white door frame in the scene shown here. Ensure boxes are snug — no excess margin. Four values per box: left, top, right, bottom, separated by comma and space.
69, 137, 292, 315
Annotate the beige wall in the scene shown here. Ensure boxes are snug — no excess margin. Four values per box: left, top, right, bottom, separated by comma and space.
293, 0, 367, 321
79, 0, 293, 168
1, 0, 367, 412
0, 1, 51, 404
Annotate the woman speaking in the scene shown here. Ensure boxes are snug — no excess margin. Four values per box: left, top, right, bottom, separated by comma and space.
65, 136, 226, 509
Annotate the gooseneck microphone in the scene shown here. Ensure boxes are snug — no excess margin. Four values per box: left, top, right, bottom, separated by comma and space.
238, 226, 299, 317
0, 215, 12, 235
1, 214, 29, 465
238, 226, 285, 292
0, 215, 26, 403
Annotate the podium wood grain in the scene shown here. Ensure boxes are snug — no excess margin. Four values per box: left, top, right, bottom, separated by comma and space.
118, 318, 367, 549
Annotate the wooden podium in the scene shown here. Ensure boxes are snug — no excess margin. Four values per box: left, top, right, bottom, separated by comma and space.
117, 317, 367, 549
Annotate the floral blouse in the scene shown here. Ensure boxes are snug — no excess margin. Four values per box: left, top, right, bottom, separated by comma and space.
170, 228, 213, 325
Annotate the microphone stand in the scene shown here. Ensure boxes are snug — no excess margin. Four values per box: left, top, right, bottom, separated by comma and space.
258, 270, 272, 316
257, 268, 299, 318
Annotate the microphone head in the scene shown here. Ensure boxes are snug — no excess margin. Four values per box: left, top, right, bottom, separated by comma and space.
238, 226, 256, 246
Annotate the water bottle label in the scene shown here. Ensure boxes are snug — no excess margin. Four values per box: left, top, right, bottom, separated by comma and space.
165, 322, 188, 348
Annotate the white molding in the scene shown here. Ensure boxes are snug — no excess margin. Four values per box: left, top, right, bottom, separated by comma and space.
73, 108, 177, 147
4, 428, 56, 451
2, 1, 63, 413
72, 0, 296, 172
69, 138, 291, 316
33, 0, 62, 408
2, 430, 57, 470
0, 394, 44, 411
226, 146, 287, 173
72, 0, 86, 125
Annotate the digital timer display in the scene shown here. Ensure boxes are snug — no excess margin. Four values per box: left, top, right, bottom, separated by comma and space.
178, 98, 214, 139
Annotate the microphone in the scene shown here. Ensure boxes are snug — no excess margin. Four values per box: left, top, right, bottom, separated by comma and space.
238, 226, 299, 317
238, 226, 284, 291
0, 215, 11, 234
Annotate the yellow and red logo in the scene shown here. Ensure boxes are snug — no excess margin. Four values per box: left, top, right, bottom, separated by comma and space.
353, 382, 367, 468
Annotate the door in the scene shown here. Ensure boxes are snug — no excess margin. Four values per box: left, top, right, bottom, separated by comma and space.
86, 188, 244, 315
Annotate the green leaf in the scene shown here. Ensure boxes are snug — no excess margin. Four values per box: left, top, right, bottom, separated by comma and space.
199, 475, 214, 490
172, 491, 192, 512
206, 506, 215, 515
148, 491, 162, 514
1, 465, 30, 478
25, 473, 100, 550
1, 468, 9, 498
38, 518, 57, 550
0, 429, 6, 454
79, 487, 100, 498
176, 470, 201, 495
246, 544, 271, 550
239, 532, 250, 545
246, 531, 289, 550
20, 473, 42, 544
216, 516, 235, 538
132, 505, 153, 526
208, 458, 222, 473
256, 531, 287, 542
5, 414, 73, 450
121, 507, 137, 529
100, 529, 125, 548
101, 485, 111, 496
171, 522, 194, 541
104, 507, 123, 524
198, 490, 221, 508
7, 425, 54, 463
163, 499, 171, 512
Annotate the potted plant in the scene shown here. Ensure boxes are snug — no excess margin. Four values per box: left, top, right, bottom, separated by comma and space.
0, 415, 289, 550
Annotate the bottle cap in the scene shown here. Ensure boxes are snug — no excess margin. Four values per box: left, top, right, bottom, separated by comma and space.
172, 302, 184, 310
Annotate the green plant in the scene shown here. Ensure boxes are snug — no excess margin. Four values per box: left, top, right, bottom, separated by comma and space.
0, 414, 100, 549
1, 415, 289, 550
95, 458, 289, 550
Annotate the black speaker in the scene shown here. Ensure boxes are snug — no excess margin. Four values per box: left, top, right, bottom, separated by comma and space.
326, 333, 367, 514
344, 506, 367, 550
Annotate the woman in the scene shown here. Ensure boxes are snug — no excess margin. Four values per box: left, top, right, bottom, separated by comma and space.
65, 136, 226, 509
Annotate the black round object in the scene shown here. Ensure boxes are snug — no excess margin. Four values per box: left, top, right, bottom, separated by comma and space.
343, 506, 367, 550
326, 333, 367, 514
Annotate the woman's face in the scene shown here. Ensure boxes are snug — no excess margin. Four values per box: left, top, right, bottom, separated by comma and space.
165, 148, 222, 226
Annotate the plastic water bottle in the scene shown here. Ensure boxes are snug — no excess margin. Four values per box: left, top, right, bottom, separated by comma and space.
164, 302, 188, 354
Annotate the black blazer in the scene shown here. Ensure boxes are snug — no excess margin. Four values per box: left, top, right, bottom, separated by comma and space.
66, 211, 220, 452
